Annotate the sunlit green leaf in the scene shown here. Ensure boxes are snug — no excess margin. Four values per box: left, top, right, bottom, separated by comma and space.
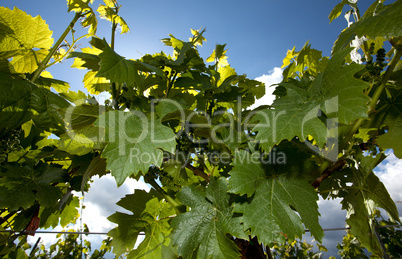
34, 75, 70, 94
0, 7, 53, 73
83, 70, 111, 94
97, 4, 130, 34
253, 48, 369, 152
108, 189, 175, 257
328, 0, 348, 24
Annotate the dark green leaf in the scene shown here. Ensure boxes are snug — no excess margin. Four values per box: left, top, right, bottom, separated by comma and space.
229, 142, 324, 245
95, 110, 176, 186
30, 86, 70, 135
172, 178, 244, 259
0, 73, 33, 129
0, 163, 68, 210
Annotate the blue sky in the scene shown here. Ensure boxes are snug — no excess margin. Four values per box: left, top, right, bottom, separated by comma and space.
2, 0, 401, 258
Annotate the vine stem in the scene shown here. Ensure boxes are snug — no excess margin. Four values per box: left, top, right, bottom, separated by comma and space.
315, 48, 401, 188
147, 178, 182, 214
110, 14, 120, 110
31, 12, 83, 83
312, 160, 346, 188
165, 71, 177, 98
341, 48, 402, 150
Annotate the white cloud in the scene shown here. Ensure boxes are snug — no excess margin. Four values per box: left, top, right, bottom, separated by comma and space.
375, 153, 402, 203
251, 67, 283, 109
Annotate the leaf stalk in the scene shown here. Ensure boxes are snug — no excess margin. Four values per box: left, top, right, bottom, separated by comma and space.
148, 178, 182, 214
110, 17, 120, 110
31, 12, 83, 83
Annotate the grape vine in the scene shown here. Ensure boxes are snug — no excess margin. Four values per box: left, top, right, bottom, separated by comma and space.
0, 0, 401, 258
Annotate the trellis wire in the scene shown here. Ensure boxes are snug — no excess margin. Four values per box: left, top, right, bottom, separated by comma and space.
0, 224, 399, 235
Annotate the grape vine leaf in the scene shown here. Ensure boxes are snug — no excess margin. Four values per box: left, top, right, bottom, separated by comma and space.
59, 90, 87, 105
67, 0, 97, 35
39, 196, 80, 229
97, 2, 130, 34
281, 42, 328, 80
376, 115, 402, 158
328, 0, 348, 24
79, 155, 107, 191
172, 178, 246, 259
253, 48, 369, 151
341, 152, 400, 256
374, 89, 402, 158
207, 43, 228, 66
83, 71, 111, 94
127, 198, 175, 259
58, 104, 106, 156
228, 141, 324, 245
107, 189, 174, 257
97, 43, 165, 85
69, 51, 102, 71
0, 73, 33, 129
30, 86, 70, 135
34, 74, 70, 94
0, 73, 68, 134
0, 163, 68, 210
10, 49, 48, 74
95, 110, 176, 186
333, 0, 402, 53
57, 131, 94, 156
0, 7, 53, 73
59, 104, 106, 131
67, 0, 94, 12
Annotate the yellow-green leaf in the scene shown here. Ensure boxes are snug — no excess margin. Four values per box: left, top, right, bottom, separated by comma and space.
0, 7, 53, 73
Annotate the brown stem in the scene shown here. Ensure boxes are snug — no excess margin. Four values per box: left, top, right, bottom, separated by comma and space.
266, 244, 274, 259
312, 160, 347, 188
185, 164, 210, 182
235, 236, 268, 259
24, 204, 40, 236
